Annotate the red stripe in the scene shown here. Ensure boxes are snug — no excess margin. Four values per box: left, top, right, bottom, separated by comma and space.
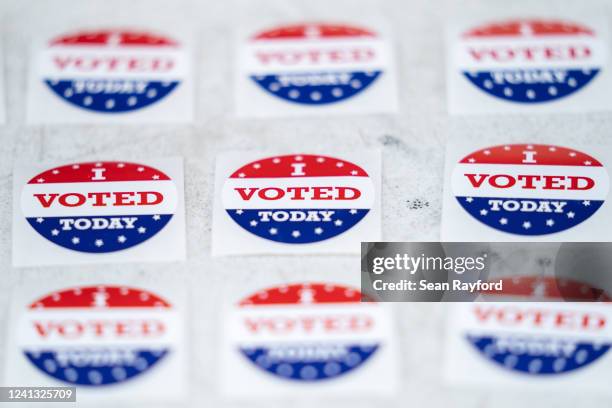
458, 144, 602, 166
50, 30, 177, 46
240, 283, 367, 305
464, 19, 594, 37
27, 161, 171, 184
480, 276, 611, 301
229, 154, 369, 178
29, 286, 171, 308
253, 23, 375, 40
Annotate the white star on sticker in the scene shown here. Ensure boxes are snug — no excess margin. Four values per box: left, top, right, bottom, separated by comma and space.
250, 220, 258, 227
336, 162, 344, 167
316, 157, 325, 163
295, 155, 303, 161
314, 227, 323, 235
349, 209, 357, 214
567, 212, 575, 219
569, 152, 576, 157
52, 169, 60, 174
584, 161, 592, 166
334, 219, 343, 226
465, 197, 474, 203
350, 170, 358, 175
522, 221, 531, 229
500, 218, 508, 225
527, 145, 534, 150
483, 150, 491, 155
37, 178, 45, 183
36, 217, 44, 223
152, 174, 160, 180
238, 173, 246, 178
253, 163, 261, 169
503, 146, 511, 151
138, 227, 146, 233
236, 209, 243, 215
291, 230, 301, 238
95, 239, 104, 247
95, 162, 103, 167
137, 167, 144, 172
480, 209, 488, 216
72, 164, 80, 169
117, 163, 125, 168
153, 214, 161, 220
546, 219, 555, 227
583, 200, 591, 206
269, 228, 278, 235
118, 235, 127, 243
549, 147, 556, 152
71, 237, 80, 244
51, 229, 59, 236
272, 158, 281, 164
468, 158, 476, 163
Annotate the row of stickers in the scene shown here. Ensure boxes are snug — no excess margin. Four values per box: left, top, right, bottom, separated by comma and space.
11, 140, 612, 266
4, 282, 612, 401
0, 16, 610, 123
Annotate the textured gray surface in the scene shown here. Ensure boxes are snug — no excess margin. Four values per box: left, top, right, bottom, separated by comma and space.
1, 0, 612, 406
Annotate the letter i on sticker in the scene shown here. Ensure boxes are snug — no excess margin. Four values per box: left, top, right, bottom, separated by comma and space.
222, 154, 375, 244
21, 161, 178, 253
452, 144, 609, 235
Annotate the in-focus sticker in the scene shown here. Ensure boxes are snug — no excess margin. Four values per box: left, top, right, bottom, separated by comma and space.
5, 284, 186, 402
447, 18, 612, 114
236, 22, 397, 117
212, 152, 381, 255
221, 283, 397, 397
446, 302, 612, 392
442, 141, 612, 241
27, 29, 192, 123
12, 159, 186, 266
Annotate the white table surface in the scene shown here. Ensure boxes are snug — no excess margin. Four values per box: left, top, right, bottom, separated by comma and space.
1, 0, 612, 406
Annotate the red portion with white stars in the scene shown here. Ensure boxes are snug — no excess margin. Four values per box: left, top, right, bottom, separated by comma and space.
28, 161, 171, 184
50, 30, 178, 47
29, 285, 170, 309
253, 23, 375, 40
459, 144, 603, 167
463, 19, 594, 37
239, 283, 369, 306
229, 154, 369, 179
480, 276, 611, 301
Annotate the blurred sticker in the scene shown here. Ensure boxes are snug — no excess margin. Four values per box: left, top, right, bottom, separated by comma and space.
447, 18, 612, 114
442, 141, 612, 241
446, 302, 612, 392
27, 29, 192, 123
221, 283, 397, 397
235, 22, 397, 117
212, 152, 381, 255
12, 158, 186, 266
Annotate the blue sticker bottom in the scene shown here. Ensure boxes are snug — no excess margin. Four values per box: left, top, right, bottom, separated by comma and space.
250, 70, 381, 105
468, 335, 610, 375
24, 348, 168, 386
44, 79, 179, 112
456, 196, 603, 236
27, 214, 172, 253
227, 208, 369, 243
463, 68, 599, 103
240, 343, 379, 381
